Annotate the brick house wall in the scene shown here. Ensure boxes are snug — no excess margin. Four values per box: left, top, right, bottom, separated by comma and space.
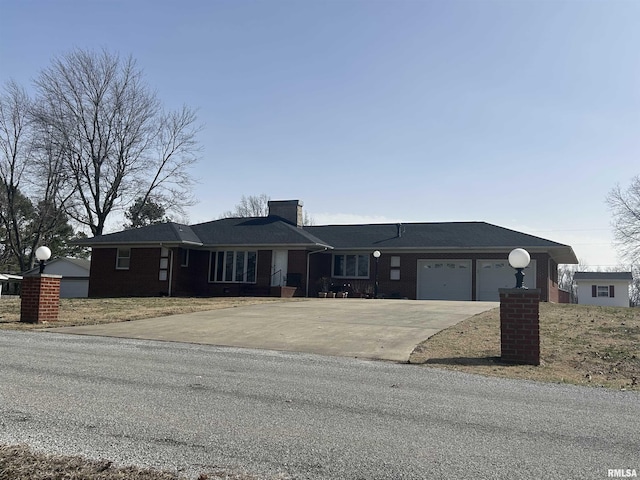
308, 251, 557, 301
90, 247, 281, 298
89, 247, 168, 297
88, 246, 561, 301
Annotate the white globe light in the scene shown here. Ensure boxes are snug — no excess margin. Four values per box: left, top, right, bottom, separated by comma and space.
35, 246, 52, 262
508, 248, 530, 269
373, 250, 381, 258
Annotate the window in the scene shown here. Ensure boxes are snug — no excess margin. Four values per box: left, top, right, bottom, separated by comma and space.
593, 285, 615, 298
390, 256, 400, 280
159, 247, 169, 282
116, 248, 130, 270
180, 248, 189, 267
333, 254, 369, 278
210, 251, 257, 283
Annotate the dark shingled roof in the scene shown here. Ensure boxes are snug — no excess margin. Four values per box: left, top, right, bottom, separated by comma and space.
190, 217, 331, 247
76, 222, 202, 246
77, 217, 330, 248
573, 272, 633, 281
305, 222, 570, 249
77, 218, 577, 263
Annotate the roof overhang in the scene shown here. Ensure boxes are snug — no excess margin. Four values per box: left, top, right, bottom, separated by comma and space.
326, 245, 579, 264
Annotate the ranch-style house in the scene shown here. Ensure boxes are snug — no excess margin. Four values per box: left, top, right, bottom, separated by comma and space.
78, 200, 578, 302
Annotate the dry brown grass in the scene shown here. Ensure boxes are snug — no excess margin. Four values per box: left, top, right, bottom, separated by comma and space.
410, 302, 640, 391
0, 296, 295, 331
0, 444, 286, 480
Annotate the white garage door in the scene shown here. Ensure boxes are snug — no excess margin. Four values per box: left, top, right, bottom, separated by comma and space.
417, 260, 472, 300
476, 260, 536, 301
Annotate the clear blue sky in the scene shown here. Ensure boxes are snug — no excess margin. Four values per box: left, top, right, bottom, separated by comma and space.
2, 0, 639, 267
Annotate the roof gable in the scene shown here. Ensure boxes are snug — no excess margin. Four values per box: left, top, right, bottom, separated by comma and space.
22, 257, 91, 276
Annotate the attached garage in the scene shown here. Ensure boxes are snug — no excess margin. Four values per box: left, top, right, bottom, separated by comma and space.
417, 260, 472, 300
476, 259, 537, 301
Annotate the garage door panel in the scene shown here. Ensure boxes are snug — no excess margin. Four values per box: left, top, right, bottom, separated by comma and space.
476, 260, 536, 301
417, 260, 472, 300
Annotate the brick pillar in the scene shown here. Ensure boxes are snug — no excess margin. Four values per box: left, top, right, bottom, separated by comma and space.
20, 274, 62, 324
499, 288, 540, 365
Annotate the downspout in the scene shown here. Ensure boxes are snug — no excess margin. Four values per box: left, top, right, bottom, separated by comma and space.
306, 248, 329, 297
168, 248, 174, 297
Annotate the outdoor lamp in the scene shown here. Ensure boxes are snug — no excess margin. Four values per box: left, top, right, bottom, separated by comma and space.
373, 250, 381, 298
35, 246, 52, 274
508, 248, 530, 289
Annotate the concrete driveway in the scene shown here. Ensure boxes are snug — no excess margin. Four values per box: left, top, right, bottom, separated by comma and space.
51, 299, 498, 362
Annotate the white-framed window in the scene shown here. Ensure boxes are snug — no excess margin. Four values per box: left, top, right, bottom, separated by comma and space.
159, 247, 169, 282
333, 254, 369, 278
116, 248, 131, 270
390, 269, 400, 280
390, 256, 401, 267
210, 251, 257, 283
593, 285, 615, 298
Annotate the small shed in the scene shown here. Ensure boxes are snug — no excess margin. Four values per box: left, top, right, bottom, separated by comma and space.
22, 257, 91, 298
573, 271, 633, 307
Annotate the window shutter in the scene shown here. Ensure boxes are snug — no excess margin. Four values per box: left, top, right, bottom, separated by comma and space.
592, 285, 597, 297
610, 285, 615, 298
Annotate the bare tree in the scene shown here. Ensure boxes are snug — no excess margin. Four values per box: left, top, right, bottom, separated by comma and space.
630, 265, 640, 307
31, 49, 201, 236
0, 81, 32, 269
221, 194, 271, 218
221, 193, 314, 225
558, 259, 589, 304
0, 80, 79, 271
607, 176, 640, 262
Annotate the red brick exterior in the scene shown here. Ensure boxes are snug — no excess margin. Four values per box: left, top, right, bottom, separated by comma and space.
88, 246, 561, 302
89, 247, 169, 297
499, 288, 540, 365
20, 275, 61, 323
308, 251, 558, 301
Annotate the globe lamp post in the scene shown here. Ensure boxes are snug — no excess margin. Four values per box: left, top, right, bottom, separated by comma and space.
373, 250, 381, 298
508, 248, 530, 289
35, 246, 52, 274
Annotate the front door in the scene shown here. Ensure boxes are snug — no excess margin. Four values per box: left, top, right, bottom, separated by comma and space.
271, 250, 288, 286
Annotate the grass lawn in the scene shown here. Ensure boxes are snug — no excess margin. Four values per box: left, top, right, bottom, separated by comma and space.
0, 296, 294, 330
410, 302, 640, 391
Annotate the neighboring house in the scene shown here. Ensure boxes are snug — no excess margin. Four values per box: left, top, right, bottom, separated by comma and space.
77, 200, 578, 302
573, 272, 632, 307
22, 257, 91, 298
0, 274, 23, 296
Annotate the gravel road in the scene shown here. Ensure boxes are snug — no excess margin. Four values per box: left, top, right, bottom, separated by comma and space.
1, 331, 638, 479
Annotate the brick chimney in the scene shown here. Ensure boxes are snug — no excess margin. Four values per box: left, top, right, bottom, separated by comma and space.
268, 200, 303, 227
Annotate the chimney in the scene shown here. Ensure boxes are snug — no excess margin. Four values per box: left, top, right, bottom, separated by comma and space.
268, 200, 303, 227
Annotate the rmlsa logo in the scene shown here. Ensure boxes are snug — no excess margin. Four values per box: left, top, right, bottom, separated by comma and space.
609, 470, 638, 478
